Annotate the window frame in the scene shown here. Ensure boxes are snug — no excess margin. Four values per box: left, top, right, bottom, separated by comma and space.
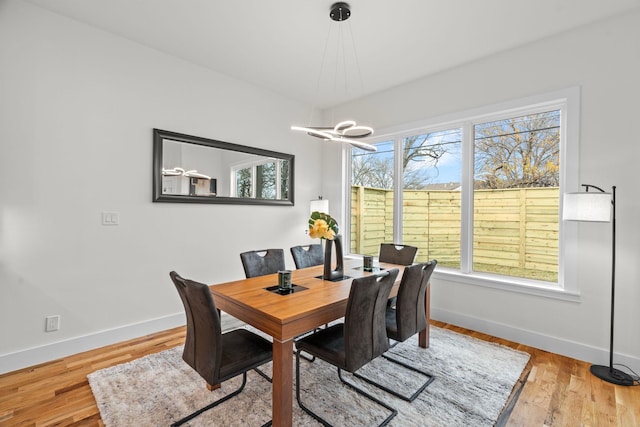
344, 87, 581, 302
231, 158, 284, 199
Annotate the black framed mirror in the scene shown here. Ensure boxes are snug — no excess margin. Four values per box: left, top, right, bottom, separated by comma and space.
153, 129, 294, 206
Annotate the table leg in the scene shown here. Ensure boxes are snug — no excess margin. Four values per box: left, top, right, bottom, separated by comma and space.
418, 282, 431, 348
272, 338, 293, 427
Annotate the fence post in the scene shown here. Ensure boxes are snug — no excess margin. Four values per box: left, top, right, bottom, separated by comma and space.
356, 186, 365, 254
519, 189, 527, 269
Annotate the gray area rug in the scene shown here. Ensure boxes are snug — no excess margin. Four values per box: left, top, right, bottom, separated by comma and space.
88, 326, 530, 426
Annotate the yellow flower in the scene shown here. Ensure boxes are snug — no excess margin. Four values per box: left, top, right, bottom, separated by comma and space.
308, 211, 339, 240
309, 219, 329, 239
323, 228, 336, 240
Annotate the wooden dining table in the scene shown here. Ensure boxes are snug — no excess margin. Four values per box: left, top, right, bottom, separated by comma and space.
209, 259, 431, 427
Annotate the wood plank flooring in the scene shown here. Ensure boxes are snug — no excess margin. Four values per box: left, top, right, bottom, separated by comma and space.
1, 320, 638, 426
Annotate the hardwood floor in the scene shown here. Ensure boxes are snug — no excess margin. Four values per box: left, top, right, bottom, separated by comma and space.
1, 320, 638, 426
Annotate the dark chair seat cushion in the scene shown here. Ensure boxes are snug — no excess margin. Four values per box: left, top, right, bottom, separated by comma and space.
219, 329, 273, 382
295, 324, 347, 370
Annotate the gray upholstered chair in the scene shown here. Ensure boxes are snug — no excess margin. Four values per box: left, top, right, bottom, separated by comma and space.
169, 271, 273, 427
379, 243, 418, 308
295, 269, 399, 427
378, 243, 418, 265
290, 244, 324, 269
359, 261, 437, 402
240, 247, 317, 360
386, 260, 437, 343
240, 249, 286, 278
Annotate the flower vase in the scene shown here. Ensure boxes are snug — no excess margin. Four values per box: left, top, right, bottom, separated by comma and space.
323, 234, 345, 281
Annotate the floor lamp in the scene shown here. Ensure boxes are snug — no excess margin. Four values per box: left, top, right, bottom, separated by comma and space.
563, 184, 634, 386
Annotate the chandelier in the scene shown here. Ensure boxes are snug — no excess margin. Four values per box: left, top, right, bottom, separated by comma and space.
291, 2, 376, 152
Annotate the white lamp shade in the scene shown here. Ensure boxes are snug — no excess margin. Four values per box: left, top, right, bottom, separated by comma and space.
563, 192, 612, 222
310, 198, 329, 214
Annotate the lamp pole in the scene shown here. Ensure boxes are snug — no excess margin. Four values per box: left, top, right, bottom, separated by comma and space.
586, 185, 633, 386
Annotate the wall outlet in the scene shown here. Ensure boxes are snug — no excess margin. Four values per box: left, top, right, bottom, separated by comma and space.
45, 315, 60, 332
101, 211, 120, 225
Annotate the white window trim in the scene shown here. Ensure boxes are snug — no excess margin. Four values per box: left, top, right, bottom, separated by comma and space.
345, 87, 581, 301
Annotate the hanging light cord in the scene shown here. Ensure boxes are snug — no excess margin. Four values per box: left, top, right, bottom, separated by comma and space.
305, 20, 334, 128
291, 2, 376, 152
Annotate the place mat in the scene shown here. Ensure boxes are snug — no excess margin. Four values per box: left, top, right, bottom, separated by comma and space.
314, 275, 352, 282
264, 284, 308, 295
352, 266, 386, 272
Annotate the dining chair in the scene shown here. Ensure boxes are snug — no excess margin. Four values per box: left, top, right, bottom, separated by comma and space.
379, 243, 418, 308
240, 247, 317, 361
378, 243, 418, 265
169, 271, 273, 427
291, 243, 329, 340
295, 269, 400, 427
290, 244, 324, 269
354, 261, 437, 402
240, 248, 286, 278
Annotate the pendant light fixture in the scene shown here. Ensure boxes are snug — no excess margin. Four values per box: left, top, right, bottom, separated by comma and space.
291, 2, 377, 152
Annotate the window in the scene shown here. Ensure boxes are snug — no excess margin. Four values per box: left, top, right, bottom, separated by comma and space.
473, 111, 560, 282
402, 129, 462, 268
350, 140, 395, 256
232, 159, 288, 199
347, 89, 578, 293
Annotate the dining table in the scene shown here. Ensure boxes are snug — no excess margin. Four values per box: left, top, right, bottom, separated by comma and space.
209, 258, 431, 427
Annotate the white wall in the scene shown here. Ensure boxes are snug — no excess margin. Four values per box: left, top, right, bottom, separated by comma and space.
0, 0, 322, 373
330, 10, 640, 371
2, 0, 639, 375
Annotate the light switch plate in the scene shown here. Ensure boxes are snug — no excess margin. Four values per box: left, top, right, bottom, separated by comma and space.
102, 212, 120, 225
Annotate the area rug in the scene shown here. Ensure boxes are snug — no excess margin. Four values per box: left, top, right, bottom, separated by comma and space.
88, 327, 530, 426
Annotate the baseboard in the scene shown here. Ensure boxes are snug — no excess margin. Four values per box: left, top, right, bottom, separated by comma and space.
432, 308, 640, 374
0, 313, 186, 375
3, 309, 638, 377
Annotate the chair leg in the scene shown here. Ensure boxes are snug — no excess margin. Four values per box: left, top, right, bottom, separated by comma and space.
294, 328, 320, 362
171, 371, 272, 427
298, 350, 316, 362
337, 368, 398, 426
352, 354, 434, 402
295, 351, 331, 427
295, 351, 397, 427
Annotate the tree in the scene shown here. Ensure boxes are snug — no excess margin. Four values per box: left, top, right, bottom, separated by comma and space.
474, 111, 560, 189
352, 152, 394, 189
351, 134, 448, 189
402, 135, 447, 189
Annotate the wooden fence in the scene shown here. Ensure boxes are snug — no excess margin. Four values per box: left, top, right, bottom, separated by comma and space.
350, 186, 559, 280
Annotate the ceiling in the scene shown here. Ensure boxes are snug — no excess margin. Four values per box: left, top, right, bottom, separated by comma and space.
23, 0, 640, 109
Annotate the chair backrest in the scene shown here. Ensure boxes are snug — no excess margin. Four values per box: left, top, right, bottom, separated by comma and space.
378, 243, 418, 266
290, 244, 324, 269
393, 260, 437, 342
169, 271, 222, 385
240, 249, 286, 278
344, 269, 399, 372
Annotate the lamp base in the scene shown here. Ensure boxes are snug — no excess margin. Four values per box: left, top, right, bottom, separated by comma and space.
590, 364, 635, 386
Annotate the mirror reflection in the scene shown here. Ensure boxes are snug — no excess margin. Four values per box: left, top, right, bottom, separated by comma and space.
153, 129, 294, 205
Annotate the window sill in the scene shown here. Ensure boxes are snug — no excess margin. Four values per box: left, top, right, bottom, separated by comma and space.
344, 255, 580, 302
432, 268, 581, 303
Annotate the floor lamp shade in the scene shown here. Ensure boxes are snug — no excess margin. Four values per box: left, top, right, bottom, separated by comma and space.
563, 192, 612, 222
310, 198, 329, 214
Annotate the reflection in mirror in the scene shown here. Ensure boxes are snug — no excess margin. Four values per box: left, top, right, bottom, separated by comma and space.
153, 129, 294, 206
